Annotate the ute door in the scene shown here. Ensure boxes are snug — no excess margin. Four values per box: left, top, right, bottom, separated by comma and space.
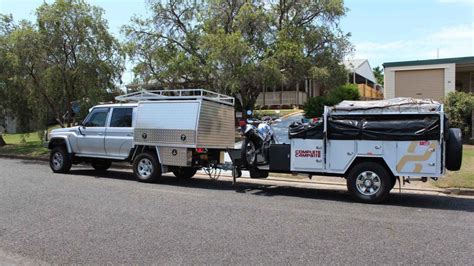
77, 107, 109, 155
105, 107, 134, 158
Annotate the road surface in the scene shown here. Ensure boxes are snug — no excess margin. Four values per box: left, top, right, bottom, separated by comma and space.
273, 112, 304, 144
0, 158, 473, 264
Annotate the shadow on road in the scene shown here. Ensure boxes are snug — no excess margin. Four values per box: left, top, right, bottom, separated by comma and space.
63, 167, 474, 213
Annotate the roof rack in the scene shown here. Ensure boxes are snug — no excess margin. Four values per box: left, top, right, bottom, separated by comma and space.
115, 89, 234, 106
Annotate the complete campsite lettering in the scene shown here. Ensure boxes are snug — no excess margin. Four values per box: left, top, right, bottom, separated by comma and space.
295, 150, 321, 158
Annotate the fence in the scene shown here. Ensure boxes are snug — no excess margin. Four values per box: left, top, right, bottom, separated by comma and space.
255, 91, 307, 107
357, 84, 383, 100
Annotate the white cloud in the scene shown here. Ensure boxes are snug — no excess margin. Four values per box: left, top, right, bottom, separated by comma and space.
350, 23, 474, 67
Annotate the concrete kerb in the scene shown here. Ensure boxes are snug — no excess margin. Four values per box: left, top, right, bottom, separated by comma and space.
1, 153, 473, 197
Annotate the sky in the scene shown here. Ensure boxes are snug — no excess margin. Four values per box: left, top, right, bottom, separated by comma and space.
0, 0, 473, 84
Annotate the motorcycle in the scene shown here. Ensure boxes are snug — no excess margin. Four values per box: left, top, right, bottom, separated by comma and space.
239, 116, 278, 167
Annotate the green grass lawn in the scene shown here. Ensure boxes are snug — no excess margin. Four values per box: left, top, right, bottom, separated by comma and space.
434, 145, 474, 189
0, 131, 49, 157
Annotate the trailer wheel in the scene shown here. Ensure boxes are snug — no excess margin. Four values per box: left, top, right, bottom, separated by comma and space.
49, 146, 72, 173
133, 151, 161, 182
172, 167, 197, 179
92, 160, 112, 171
346, 162, 392, 203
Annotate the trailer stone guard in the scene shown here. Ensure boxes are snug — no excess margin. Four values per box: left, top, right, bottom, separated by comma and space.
46, 90, 462, 204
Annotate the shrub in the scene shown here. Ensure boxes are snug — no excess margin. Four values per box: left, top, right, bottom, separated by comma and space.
303, 96, 330, 118
327, 83, 360, 103
445, 91, 474, 139
304, 83, 361, 118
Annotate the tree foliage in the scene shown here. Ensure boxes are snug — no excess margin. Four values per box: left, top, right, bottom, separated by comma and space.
0, 0, 123, 128
373, 66, 383, 85
124, 0, 352, 113
445, 91, 474, 139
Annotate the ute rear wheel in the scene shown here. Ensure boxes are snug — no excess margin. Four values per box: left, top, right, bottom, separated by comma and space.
172, 167, 198, 179
346, 162, 393, 203
133, 151, 161, 183
49, 147, 72, 173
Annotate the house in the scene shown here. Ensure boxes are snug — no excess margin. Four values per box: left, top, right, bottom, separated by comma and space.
254, 59, 381, 108
343, 59, 383, 100
383, 56, 474, 102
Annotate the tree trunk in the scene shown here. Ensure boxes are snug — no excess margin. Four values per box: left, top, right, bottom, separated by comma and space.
0, 134, 6, 146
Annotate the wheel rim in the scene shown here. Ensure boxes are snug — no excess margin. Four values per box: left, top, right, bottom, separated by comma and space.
245, 141, 256, 165
137, 158, 153, 179
52, 152, 64, 170
355, 171, 381, 196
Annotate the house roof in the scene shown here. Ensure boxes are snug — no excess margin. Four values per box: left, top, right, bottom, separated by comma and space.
343, 59, 376, 84
383, 56, 474, 68
343, 59, 366, 70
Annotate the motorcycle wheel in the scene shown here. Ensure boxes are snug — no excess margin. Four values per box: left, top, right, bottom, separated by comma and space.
241, 138, 257, 167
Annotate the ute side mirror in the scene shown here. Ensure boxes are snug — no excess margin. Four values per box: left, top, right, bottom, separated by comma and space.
78, 121, 86, 136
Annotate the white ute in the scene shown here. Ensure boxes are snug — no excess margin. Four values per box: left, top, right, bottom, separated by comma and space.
47, 89, 235, 182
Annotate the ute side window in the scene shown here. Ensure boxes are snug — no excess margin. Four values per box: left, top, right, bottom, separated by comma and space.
83, 108, 109, 127
110, 108, 133, 127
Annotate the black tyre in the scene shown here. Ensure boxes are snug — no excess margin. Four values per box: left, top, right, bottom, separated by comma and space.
446, 128, 463, 171
172, 167, 198, 179
92, 160, 112, 171
390, 176, 397, 190
346, 162, 393, 203
133, 151, 161, 182
249, 167, 269, 179
241, 137, 257, 167
49, 146, 72, 173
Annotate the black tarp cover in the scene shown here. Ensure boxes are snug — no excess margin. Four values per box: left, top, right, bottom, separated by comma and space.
327, 115, 440, 140
288, 115, 441, 141
288, 121, 324, 139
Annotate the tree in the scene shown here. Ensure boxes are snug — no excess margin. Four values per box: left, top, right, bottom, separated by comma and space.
445, 91, 474, 139
124, 0, 352, 114
373, 66, 384, 85
0, 14, 33, 144
1, 0, 124, 128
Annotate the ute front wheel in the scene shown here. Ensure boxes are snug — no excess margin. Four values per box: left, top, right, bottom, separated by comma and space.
49, 147, 72, 173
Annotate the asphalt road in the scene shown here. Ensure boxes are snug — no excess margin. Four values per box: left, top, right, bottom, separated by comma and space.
1, 158, 473, 264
